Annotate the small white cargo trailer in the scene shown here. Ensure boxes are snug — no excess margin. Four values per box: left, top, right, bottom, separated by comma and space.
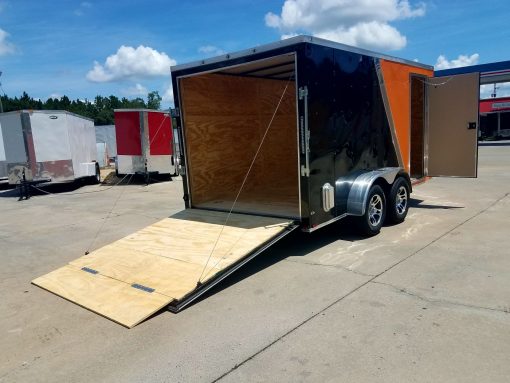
0, 110, 99, 185
0, 118, 7, 180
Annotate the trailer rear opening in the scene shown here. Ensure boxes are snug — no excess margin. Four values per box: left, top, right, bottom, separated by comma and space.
179, 54, 300, 219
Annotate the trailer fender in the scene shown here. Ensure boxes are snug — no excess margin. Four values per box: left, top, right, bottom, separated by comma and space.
338, 167, 404, 216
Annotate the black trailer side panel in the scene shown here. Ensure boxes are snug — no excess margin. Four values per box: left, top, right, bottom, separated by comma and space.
297, 43, 399, 228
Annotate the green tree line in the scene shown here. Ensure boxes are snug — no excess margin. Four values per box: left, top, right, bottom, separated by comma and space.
0, 91, 163, 125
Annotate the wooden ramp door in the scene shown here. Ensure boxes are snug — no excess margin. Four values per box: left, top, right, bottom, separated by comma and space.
427, 72, 480, 177
33, 209, 296, 328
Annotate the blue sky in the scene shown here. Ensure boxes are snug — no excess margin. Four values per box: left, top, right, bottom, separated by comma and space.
1, 0, 509, 107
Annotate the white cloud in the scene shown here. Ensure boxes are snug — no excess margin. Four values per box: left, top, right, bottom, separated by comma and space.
315, 21, 407, 51
265, 0, 425, 51
198, 45, 225, 56
47, 93, 62, 100
435, 53, 479, 70
123, 83, 148, 97
480, 82, 510, 100
74, 1, 92, 16
0, 28, 15, 56
281, 32, 299, 40
162, 83, 174, 104
86, 45, 176, 82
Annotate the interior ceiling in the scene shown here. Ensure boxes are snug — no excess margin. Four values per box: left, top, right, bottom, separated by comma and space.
219, 53, 295, 80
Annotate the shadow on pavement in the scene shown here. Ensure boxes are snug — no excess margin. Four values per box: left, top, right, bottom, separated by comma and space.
0, 174, 174, 199
182, 217, 368, 311
410, 198, 464, 210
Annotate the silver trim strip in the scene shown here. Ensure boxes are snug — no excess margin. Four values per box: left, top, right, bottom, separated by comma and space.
176, 79, 193, 206
113, 108, 170, 114
294, 56, 302, 219
1, 109, 95, 123
303, 214, 348, 233
171, 35, 433, 73
299, 86, 310, 177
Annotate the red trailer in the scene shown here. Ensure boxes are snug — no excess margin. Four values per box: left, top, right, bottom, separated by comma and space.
114, 109, 177, 177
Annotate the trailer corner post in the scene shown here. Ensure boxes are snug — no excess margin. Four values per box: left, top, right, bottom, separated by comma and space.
299, 86, 310, 178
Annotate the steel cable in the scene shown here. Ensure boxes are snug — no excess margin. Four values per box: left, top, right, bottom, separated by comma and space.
197, 77, 293, 284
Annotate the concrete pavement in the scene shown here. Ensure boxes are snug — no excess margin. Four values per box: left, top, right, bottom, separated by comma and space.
0, 143, 509, 382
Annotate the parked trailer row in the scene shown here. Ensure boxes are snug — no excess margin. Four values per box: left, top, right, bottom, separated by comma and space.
33, 35, 480, 327
0, 108, 179, 188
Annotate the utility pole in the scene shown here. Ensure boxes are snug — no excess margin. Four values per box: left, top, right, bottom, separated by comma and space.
491, 83, 499, 98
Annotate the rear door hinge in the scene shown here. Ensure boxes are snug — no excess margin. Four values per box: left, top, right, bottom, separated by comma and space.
298, 87, 308, 100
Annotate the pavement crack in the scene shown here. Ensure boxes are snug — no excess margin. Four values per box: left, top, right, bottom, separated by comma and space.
371, 280, 510, 314
283, 259, 374, 277
211, 192, 510, 383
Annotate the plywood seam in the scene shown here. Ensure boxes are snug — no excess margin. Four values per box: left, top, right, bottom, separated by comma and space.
65, 262, 176, 300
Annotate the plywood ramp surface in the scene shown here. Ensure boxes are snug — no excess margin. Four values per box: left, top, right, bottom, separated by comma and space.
33, 209, 294, 328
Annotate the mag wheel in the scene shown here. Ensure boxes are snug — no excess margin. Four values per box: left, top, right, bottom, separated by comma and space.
386, 177, 410, 224
357, 185, 386, 236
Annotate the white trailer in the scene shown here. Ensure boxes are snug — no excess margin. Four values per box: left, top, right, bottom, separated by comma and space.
95, 124, 117, 167
0, 118, 7, 180
0, 110, 99, 185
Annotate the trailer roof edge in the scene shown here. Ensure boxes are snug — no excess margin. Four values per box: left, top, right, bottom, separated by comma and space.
171, 35, 433, 73
113, 108, 170, 113
0, 109, 95, 122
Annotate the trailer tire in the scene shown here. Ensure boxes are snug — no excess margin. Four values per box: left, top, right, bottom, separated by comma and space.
386, 177, 410, 224
357, 185, 386, 236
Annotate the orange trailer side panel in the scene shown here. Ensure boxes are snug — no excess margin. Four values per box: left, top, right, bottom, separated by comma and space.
379, 60, 433, 172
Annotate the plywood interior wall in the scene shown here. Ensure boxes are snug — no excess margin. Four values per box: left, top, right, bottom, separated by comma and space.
410, 76, 425, 178
180, 73, 299, 218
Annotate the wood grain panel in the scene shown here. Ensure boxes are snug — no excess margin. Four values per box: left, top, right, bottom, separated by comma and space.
410, 76, 424, 178
33, 209, 294, 327
180, 72, 299, 218
32, 265, 170, 328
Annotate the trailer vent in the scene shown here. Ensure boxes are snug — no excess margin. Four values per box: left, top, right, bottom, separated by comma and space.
322, 183, 335, 212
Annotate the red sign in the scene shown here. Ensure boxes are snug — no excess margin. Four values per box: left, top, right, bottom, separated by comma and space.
480, 97, 510, 113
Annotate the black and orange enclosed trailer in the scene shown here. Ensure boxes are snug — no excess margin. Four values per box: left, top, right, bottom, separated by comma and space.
31, 36, 480, 328
171, 35, 479, 235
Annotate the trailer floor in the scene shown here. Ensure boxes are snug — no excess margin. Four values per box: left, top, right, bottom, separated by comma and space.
1, 143, 510, 382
